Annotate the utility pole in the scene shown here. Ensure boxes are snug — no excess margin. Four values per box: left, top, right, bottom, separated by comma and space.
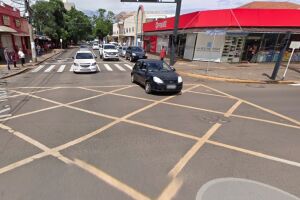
271, 31, 291, 80
24, 0, 37, 63
170, 0, 182, 66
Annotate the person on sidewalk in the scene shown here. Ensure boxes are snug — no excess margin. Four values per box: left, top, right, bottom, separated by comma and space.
11, 49, 19, 68
18, 48, 26, 67
160, 46, 167, 61
4, 48, 11, 70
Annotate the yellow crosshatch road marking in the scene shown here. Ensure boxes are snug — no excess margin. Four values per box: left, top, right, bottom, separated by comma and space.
1, 83, 300, 200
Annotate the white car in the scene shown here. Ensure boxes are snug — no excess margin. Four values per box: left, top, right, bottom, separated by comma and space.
72, 50, 98, 73
99, 44, 119, 61
92, 43, 99, 50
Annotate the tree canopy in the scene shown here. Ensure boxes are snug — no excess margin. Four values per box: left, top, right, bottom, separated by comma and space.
92, 9, 115, 41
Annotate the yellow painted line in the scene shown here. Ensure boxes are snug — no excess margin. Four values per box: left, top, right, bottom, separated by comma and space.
168, 123, 222, 178
73, 159, 151, 200
125, 119, 200, 141
156, 178, 183, 200
231, 114, 300, 130
199, 83, 300, 127
224, 100, 243, 117
207, 140, 300, 168
0, 152, 48, 175
8, 87, 61, 98
187, 90, 234, 99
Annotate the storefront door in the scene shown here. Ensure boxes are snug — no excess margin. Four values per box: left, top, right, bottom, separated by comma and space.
1, 34, 13, 51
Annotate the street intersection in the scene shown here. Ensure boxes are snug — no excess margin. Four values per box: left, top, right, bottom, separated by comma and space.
0, 48, 300, 200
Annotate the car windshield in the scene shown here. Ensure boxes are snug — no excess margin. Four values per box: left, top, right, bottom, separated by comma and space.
80, 45, 88, 48
147, 61, 172, 72
76, 53, 93, 59
132, 47, 143, 52
104, 45, 116, 49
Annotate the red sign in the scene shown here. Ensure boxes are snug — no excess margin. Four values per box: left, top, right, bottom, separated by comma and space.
143, 8, 300, 32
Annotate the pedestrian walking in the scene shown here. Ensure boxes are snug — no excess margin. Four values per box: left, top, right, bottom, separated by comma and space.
36, 44, 41, 56
160, 46, 167, 61
4, 48, 11, 70
12, 49, 19, 68
18, 48, 26, 67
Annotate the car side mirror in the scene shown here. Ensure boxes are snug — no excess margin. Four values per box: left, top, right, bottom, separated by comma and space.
171, 67, 176, 71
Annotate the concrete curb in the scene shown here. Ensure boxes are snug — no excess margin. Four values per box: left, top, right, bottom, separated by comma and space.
178, 71, 298, 84
0, 50, 65, 80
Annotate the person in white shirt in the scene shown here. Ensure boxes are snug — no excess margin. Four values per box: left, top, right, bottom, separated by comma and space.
18, 48, 25, 67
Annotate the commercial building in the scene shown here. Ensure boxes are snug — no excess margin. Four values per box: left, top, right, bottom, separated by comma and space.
60, 0, 75, 11
0, 3, 30, 63
143, 2, 300, 63
112, 11, 173, 46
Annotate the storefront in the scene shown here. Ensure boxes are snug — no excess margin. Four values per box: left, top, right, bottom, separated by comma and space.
143, 8, 300, 63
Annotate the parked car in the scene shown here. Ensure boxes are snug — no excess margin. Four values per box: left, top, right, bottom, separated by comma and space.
125, 46, 147, 62
131, 59, 183, 94
72, 50, 98, 73
118, 46, 127, 57
92, 43, 99, 50
99, 44, 119, 61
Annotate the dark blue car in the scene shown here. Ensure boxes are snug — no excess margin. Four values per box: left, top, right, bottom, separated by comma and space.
131, 59, 183, 94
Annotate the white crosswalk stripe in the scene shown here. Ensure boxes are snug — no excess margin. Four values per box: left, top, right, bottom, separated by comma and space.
124, 64, 133, 70
44, 65, 56, 72
104, 64, 113, 71
114, 64, 126, 71
31, 65, 45, 72
70, 65, 74, 72
57, 65, 66, 72
290, 83, 300, 86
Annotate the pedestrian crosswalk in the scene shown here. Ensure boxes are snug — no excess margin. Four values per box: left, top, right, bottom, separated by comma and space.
31, 63, 134, 73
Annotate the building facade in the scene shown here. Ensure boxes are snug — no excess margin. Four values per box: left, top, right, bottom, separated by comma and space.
113, 12, 173, 47
0, 3, 30, 63
143, 3, 300, 63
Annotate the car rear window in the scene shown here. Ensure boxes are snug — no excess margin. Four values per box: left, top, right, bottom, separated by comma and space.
76, 53, 93, 59
104, 45, 116, 49
131, 47, 143, 52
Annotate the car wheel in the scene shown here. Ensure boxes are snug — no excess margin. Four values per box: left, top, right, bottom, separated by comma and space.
131, 74, 136, 83
145, 82, 152, 94
129, 56, 133, 62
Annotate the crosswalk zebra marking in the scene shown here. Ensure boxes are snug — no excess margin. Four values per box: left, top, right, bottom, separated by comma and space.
124, 64, 133, 70
104, 64, 113, 71
44, 65, 56, 72
97, 65, 101, 71
57, 65, 66, 73
114, 64, 126, 71
70, 65, 74, 72
31, 65, 45, 73
290, 83, 300, 86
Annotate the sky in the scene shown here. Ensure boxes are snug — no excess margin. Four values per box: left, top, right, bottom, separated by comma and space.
4, 0, 300, 14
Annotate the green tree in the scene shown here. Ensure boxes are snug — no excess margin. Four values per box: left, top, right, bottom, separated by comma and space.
92, 9, 115, 41
65, 7, 92, 44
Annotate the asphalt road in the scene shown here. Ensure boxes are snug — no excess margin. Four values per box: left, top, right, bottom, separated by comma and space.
0, 47, 300, 200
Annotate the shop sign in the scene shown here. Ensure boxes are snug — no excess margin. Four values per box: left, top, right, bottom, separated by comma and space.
15, 19, 21, 28
155, 21, 167, 30
290, 41, 300, 49
3, 16, 10, 26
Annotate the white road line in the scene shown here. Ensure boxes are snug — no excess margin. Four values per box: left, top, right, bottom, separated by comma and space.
104, 64, 113, 71
124, 64, 133, 70
97, 65, 101, 71
57, 65, 66, 73
290, 83, 300, 86
114, 64, 126, 71
31, 65, 45, 72
69, 65, 74, 72
44, 65, 56, 72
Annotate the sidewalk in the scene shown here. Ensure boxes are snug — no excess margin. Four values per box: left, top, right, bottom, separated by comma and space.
147, 53, 300, 83
0, 49, 64, 79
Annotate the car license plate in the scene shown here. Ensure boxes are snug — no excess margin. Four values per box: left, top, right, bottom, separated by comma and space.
167, 85, 176, 89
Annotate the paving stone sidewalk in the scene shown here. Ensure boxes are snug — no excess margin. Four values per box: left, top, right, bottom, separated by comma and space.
146, 53, 300, 83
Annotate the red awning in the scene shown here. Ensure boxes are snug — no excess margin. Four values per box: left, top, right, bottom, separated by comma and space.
143, 8, 300, 32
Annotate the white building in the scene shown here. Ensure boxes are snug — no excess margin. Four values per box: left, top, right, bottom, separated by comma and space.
60, 0, 75, 11
112, 12, 173, 47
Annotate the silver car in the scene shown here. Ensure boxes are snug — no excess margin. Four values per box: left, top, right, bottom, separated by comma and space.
118, 46, 127, 57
